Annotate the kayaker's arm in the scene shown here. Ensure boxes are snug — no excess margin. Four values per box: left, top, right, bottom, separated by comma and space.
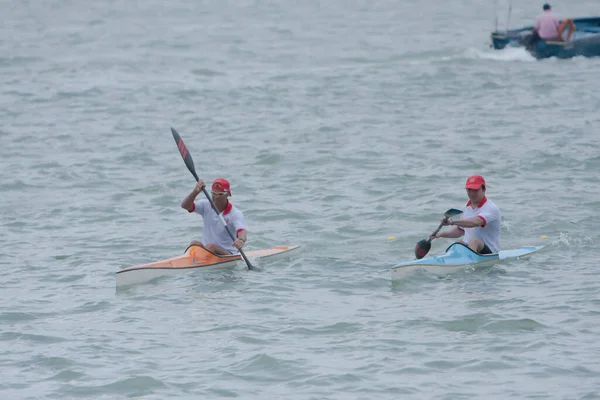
449, 217, 485, 229
433, 227, 464, 239
181, 180, 205, 212
233, 229, 247, 250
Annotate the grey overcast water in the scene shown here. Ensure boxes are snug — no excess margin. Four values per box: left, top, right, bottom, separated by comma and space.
2, 0, 600, 399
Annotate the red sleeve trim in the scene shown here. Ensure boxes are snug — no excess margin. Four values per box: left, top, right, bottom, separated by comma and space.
236, 228, 246, 235
477, 215, 487, 227
188, 203, 195, 213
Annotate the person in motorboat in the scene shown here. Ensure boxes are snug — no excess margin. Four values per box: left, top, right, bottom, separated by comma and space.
534, 4, 560, 40
520, 4, 558, 50
522, 4, 576, 51
181, 178, 247, 255
429, 175, 500, 255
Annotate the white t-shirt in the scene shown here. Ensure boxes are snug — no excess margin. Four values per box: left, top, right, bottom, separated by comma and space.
190, 199, 246, 254
459, 197, 501, 253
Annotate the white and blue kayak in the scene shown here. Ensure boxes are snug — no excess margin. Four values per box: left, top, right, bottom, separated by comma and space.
392, 243, 543, 280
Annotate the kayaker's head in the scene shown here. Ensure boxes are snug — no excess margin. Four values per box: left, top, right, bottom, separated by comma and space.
211, 178, 231, 203
465, 175, 486, 205
543, 3, 551, 11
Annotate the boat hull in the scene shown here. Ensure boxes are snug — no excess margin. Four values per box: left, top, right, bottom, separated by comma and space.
116, 244, 301, 286
531, 35, 600, 59
490, 17, 600, 59
392, 243, 543, 280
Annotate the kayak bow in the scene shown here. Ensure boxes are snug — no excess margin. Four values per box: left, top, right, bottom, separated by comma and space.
392, 242, 543, 280
116, 244, 300, 286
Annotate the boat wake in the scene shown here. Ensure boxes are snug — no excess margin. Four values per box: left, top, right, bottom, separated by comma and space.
401, 47, 536, 66
462, 47, 536, 62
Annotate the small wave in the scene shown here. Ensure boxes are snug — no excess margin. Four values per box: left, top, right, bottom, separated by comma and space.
554, 232, 573, 247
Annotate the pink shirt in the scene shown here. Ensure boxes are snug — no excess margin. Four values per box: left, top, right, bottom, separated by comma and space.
534, 11, 559, 40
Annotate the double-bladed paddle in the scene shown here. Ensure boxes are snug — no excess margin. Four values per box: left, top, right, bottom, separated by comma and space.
414, 208, 463, 259
171, 127, 255, 271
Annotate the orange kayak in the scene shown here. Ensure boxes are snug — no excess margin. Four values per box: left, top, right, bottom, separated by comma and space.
116, 244, 300, 286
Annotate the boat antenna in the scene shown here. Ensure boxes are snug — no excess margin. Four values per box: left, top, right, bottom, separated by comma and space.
505, 0, 512, 33
494, 0, 499, 31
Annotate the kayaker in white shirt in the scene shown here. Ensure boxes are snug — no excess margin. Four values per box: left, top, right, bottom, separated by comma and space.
181, 178, 247, 255
430, 175, 501, 254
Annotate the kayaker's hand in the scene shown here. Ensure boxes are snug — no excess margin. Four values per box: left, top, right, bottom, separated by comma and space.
233, 238, 245, 250
195, 180, 206, 194
441, 217, 452, 226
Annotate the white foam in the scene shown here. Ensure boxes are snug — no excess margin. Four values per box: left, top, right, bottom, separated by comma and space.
463, 46, 536, 62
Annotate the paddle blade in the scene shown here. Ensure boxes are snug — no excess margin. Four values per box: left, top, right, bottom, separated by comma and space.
171, 128, 200, 182
444, 208, 463, 218
415, 239, 431, 259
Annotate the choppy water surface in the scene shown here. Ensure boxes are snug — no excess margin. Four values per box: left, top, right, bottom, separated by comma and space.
2, 0, 600, 398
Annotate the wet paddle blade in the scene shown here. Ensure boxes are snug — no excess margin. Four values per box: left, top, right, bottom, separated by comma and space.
171, 127, 200, 182
444, 208, 463, 218
414, 208, 462, 260
415, 239, 431, 259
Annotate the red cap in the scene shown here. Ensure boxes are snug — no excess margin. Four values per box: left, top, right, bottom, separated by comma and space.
465, 175, 486, 189
212, 178, 231, 193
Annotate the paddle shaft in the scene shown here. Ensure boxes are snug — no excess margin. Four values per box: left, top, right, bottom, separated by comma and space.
414, 208, 463, 259
171, 128, 254, 270
427, 217, 450, 243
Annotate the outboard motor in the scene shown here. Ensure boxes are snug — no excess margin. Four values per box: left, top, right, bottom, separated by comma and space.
519, 31, 541, 51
